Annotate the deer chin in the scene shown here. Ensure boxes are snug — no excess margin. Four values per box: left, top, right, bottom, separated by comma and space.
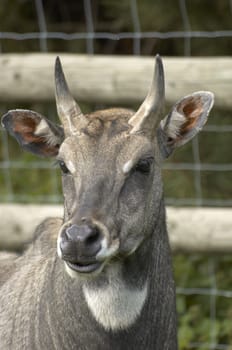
64, 260, 105, 278
66, 260, 103, 274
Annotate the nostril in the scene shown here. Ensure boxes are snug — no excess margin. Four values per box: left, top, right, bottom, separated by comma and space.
86, 228, 101, 246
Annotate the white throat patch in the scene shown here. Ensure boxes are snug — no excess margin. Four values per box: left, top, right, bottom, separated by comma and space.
83, 267, 148, 331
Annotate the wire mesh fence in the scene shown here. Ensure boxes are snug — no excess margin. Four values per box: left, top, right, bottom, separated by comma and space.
0, 0, 232, 348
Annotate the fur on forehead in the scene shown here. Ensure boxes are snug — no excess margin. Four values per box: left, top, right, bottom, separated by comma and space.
58, 107, 160, 164
80, 108, 133, 138
86, 108, 134, 122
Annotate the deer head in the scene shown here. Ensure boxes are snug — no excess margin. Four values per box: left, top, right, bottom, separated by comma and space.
1, 56, 214, 277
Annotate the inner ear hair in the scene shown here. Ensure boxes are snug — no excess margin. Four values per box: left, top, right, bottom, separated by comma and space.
34, 119, 50, 136
160, 110, 186, 141
34, 118, 64, 147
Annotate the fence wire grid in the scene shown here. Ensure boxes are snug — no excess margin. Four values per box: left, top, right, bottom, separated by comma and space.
0, 1, 232, 349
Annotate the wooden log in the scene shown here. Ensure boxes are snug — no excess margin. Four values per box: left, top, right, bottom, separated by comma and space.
0, 54, 231, 109
167, 207, 232, 253
0, 204, 63, 251
0, 204, 231, 253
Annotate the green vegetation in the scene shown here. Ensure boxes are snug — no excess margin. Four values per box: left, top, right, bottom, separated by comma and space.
175, 255, 232, 348
0, 0, 231, 348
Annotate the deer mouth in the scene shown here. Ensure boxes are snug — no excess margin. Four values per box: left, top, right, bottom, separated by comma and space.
66, 260, 103, 274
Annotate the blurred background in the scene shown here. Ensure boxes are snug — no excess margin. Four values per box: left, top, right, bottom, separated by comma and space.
0, 1, 231, 349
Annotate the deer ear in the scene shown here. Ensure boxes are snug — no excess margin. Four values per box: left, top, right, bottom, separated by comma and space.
158, 91, 214, 159
1, 109, 64, 157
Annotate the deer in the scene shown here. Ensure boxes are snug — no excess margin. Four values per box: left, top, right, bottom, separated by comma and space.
0, 55, 214, 349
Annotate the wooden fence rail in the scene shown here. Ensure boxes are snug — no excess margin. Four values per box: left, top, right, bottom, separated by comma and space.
0, 204, 231, 253
0, 54, 231, 109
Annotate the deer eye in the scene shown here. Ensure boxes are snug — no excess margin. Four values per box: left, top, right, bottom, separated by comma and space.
134, 157, 153, 174
58, 160, 70, 174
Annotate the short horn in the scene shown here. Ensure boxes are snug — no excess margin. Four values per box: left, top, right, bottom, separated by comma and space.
128, 55, 165, 137
55, 56, 87, 135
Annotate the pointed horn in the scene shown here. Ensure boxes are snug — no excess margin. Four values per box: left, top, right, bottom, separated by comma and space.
55, 56, 87, 135
128, 55, 165, 137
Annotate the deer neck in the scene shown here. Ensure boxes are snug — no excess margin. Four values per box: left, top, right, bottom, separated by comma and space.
81, 207, 166, 332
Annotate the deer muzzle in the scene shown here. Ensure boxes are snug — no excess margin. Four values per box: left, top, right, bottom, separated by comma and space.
58, 219, 119, 275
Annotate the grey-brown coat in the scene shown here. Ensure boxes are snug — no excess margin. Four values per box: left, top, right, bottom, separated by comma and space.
0, 56, 214, 349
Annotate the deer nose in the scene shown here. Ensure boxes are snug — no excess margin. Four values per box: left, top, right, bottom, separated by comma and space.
60, 224, 102, 260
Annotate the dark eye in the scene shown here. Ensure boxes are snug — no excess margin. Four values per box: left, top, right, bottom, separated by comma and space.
58, 160, 70, 174
135, 157, 153, 174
